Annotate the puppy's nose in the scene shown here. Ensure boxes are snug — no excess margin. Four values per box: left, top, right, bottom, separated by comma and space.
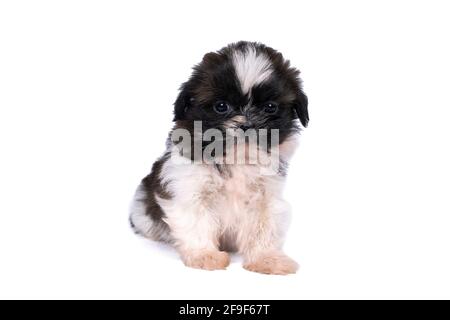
239, 124, 252, 131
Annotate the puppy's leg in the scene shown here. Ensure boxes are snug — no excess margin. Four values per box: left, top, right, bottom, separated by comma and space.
239, 199, 298, 275
162, 200, 229, 271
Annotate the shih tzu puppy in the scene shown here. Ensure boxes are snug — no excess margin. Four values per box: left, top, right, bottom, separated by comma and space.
130, 41, 308, 275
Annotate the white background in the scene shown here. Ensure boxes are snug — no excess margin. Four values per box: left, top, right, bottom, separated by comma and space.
1, 0, 449, 299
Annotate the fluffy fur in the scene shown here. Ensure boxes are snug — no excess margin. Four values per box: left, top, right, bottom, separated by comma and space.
130, 41, 309, 275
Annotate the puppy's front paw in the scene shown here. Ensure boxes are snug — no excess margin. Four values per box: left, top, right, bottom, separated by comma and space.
182, 250, 230, 271
244, 253, 298, 275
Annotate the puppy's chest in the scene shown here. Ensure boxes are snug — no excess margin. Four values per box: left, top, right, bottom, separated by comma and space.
215, 165, 268, 212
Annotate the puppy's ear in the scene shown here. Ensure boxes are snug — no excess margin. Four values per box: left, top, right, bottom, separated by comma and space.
202, 52, 221, 66
293, 90, 309, 127
173, 86, 192, 121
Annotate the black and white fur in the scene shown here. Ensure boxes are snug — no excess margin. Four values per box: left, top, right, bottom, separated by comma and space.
130, 41, 308, 275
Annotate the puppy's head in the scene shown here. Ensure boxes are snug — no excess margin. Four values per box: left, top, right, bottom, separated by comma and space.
173, 41, 308, 145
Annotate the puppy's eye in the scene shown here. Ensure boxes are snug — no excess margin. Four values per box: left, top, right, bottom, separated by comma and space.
213, 101, 230, 114
263, 102, 278, 114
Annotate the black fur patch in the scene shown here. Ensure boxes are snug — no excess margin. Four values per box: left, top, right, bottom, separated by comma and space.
139, 152, 171, 222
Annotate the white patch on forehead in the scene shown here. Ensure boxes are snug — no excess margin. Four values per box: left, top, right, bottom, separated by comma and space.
232, 46, 273, 95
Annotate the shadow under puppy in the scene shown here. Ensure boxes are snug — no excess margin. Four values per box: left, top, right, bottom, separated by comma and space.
130, 41, 308, 275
